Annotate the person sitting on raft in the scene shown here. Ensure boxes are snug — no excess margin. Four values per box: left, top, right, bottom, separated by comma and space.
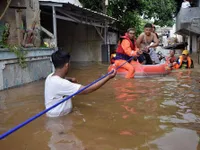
111, 28, 142, 79
45, 50, 116, 117
136, 23, 160, 64
152, 24, 159, 39
174, 50, 194, 69
166, 49, 177, 69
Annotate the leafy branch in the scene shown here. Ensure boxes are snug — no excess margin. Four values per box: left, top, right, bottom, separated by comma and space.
8, 45, 28, 68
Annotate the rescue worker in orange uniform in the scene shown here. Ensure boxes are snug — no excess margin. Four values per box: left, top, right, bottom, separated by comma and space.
113, 28, 142, 79
174, 50, 194, 69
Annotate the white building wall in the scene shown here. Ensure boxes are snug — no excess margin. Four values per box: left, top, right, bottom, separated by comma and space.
187, 36, 190, 50
192, 35, 198, 52
169, 24, 175, 38
170, 24, 183, 42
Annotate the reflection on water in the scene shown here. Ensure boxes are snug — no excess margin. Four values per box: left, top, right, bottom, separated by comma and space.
45, 116, 85, 150
0, 62, 200, 150
150, 127, 199, 150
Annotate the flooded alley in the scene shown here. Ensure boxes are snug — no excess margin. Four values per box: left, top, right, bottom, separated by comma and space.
0, 63, 200, 150
1, 0, 200, 149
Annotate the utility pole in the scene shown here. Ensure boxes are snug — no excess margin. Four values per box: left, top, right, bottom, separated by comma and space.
52, 6, 57, 49
102, 0, 108, 14
103, 0, 108, 44
103, 0, 110, 62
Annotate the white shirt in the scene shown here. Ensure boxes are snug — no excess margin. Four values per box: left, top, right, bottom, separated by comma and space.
181, 1, 191, 8
44, 73, 81, 117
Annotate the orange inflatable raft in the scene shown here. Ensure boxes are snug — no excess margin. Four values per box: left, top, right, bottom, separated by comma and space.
108, 61, 171, 78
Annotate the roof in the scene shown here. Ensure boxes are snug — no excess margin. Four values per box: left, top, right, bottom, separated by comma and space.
39, 1, 117, 22
39, 0, 82, 7
80, 6, 117, 21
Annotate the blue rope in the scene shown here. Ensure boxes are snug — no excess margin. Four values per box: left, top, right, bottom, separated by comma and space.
0, 57, 134, 140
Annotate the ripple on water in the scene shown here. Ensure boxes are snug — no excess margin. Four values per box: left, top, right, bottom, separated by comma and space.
176, 112, 199, 123
158, 77, 177, 82
159, 115, 189, 123
181, 84, 191, 88
159, 111, 200, 124
162, 100, 177, 107
187, 94, 196, 98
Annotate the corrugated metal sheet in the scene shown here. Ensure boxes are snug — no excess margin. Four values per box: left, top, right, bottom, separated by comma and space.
39, 0, 117, 21
39, 0, 82, 7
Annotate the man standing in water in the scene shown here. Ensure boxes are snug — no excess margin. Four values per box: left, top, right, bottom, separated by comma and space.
44, 50, 116, 117
136, 23, 160, 64
175, 50, 194, 69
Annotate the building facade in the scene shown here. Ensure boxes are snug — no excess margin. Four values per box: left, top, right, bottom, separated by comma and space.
0, 0, 118, 90
176, 0, 200, 55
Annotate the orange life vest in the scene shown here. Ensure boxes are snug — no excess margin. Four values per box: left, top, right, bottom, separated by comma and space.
175, 55, 192, 69
115, 33, 136, 55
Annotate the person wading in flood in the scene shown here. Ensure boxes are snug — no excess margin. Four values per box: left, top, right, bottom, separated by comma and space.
174, 50, 194, 69
44, 50, 116, 117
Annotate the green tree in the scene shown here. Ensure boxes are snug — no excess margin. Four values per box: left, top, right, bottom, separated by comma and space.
141, 0, 177, 26
107, 0, 146, 35
79, 0, 103, 12
80, 0, 178, 35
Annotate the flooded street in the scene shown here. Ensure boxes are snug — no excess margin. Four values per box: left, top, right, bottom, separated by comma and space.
0, 62, 200, 150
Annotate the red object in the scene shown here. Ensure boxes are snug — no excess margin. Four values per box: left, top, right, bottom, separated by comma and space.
108, 61, 171, 78
116, 33, 136, 55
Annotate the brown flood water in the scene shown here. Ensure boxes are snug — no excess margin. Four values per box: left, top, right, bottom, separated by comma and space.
0, 62, 200, 150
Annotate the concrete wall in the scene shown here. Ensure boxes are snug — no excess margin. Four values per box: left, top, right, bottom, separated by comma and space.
1, 0, 40, 46
25, 0, 41, 47
25, 0, 40, 30
1, 0, 25, 45
0, 48, 54, 90
192, 35, 198, 52
176, 7, 200, 35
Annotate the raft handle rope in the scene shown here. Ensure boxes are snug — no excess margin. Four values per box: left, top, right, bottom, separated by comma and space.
0, 56, 134, 140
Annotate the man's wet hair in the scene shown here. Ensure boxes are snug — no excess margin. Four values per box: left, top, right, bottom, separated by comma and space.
51, 49, 70, 69
144, 23, 153, 28
127, 28, 135, 33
